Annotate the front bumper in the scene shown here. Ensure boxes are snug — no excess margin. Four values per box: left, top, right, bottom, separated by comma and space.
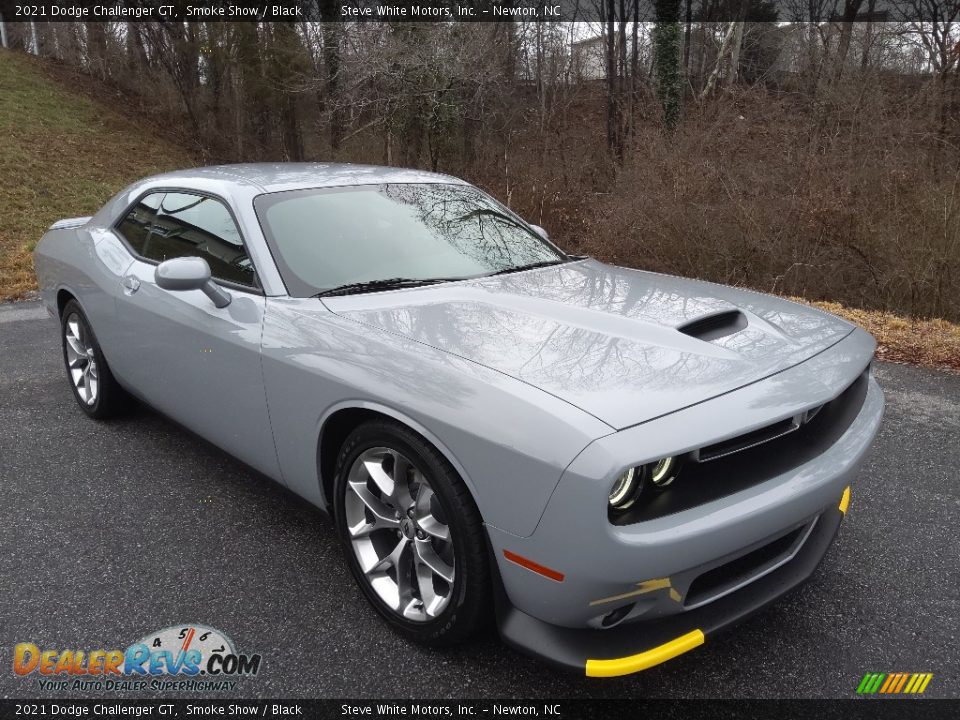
494, 490, 847, 676
486, 329, 883, 675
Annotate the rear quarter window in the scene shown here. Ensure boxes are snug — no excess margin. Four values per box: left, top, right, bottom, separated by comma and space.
115, 192, 163, 256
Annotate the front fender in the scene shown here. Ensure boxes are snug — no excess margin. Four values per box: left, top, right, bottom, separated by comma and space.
260, 297, 613, 536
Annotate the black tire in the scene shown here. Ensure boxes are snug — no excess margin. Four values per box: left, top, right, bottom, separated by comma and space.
60, 299, 128, 419
332, 419, 490, 647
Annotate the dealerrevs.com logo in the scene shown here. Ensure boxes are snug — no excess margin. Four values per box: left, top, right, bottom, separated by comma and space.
13, 624, 262, 692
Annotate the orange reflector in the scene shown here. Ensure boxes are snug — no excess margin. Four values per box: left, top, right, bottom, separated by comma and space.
503, 549, 565, 582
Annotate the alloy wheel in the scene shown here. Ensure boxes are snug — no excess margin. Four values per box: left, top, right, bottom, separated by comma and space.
343, 447, 455, 622
64, 312, 98, 406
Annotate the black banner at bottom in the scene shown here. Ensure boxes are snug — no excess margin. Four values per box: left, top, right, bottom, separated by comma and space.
0, 699, 957, 720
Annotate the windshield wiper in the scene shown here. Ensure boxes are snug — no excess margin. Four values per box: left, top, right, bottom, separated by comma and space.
314, 277, 456, 298
486, 259, 570, 277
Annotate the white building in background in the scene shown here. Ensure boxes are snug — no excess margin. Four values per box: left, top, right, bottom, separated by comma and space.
570, 30, 635, 82
571, 35, 607, 81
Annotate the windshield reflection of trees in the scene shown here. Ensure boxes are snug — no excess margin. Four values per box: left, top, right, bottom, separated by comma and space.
380, 183, 558, 272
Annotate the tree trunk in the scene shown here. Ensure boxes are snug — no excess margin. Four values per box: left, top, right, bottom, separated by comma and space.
34, 23, 54, 57
630, 0, 639, 134
653, 0, 683, 130
84, 22, 107, 80
503, 16, 517, 82
4, 21, 27, 50
617, 0, 628, 157
236, 22, 272, 159
205, 23, 224, 124
318, 4, 344, 152
272, 22, 305, 162
860, 0, 877, 68
127, 24, 149, 77
726, 1, 749, 88
805, 1, 822, 95
699, 19, 738, 100
831, 0, 864, 83
606, 0, 619, 156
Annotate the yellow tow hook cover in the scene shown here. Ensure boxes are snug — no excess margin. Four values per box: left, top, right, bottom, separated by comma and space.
839, 486, 851, 514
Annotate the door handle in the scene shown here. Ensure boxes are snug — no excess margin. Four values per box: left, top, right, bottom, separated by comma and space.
122, 275, 141, 295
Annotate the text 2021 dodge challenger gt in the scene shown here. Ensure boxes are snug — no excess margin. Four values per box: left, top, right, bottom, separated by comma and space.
34, 164, 883, 677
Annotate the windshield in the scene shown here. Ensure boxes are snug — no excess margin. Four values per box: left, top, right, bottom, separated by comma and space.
253, 183, 567, 297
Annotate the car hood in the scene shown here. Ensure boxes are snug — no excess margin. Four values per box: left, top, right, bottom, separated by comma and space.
323, 259, 854, 429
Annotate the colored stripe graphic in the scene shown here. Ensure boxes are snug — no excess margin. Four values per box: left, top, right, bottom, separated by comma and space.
879, 674, 896, 693
858, 673, 884, 694
857, 672, 933, 695
894, 673, 909, 693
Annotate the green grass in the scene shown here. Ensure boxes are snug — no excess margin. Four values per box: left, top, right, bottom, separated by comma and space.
0, 49, 194, 299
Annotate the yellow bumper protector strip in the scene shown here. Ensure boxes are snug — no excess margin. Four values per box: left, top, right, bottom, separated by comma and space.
839, 486, 851, 514
585, 629, 705, 678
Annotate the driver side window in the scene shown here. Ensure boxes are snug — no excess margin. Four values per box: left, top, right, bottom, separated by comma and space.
116, 191, 258, 289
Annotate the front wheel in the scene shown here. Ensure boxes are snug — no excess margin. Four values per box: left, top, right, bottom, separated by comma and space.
332, 419, 490, 646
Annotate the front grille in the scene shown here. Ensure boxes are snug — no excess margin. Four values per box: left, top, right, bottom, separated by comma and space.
684, 523, 808, 607
610, 365, 870, 525
699, 416, 801, 462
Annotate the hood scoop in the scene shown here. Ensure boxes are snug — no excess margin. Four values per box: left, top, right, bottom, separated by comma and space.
677, 309, 748, 341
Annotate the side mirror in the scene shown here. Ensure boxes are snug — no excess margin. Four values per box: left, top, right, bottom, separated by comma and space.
530, 224, 549, 241
155, 257, 231, 308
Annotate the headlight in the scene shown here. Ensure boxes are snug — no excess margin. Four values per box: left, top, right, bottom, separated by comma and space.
608, 467, 642, 510
649, 456, 678, 489
609, 457, 682, 511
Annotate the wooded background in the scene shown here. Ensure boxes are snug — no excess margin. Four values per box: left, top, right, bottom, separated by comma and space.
2, 6, 959, 320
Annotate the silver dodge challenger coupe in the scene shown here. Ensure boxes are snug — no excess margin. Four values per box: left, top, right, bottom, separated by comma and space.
34, 164, 884, 677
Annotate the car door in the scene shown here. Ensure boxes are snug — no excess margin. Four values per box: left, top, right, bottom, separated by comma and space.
110, 189, 282, 481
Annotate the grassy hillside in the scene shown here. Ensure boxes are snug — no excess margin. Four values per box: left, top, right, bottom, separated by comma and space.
0, 49, 194, 300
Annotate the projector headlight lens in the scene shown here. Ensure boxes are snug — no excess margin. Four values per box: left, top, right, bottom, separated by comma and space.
649, 456, 678, 490
609, 467, 642, 510
609, 457, 682, 512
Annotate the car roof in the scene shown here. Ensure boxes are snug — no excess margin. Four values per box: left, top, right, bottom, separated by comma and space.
143, 163, 468, 194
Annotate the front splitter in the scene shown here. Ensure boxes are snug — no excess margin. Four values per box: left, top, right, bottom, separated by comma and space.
493, 492, 847, 677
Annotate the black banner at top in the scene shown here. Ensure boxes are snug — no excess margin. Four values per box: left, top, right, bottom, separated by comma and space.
0, 0, 943, 23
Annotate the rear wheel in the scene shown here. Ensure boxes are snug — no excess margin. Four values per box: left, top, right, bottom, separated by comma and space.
60, 299, 127, 419
332, 419, 489, 646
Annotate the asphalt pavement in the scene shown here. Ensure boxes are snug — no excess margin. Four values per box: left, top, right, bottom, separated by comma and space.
1, 301, 957, 699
